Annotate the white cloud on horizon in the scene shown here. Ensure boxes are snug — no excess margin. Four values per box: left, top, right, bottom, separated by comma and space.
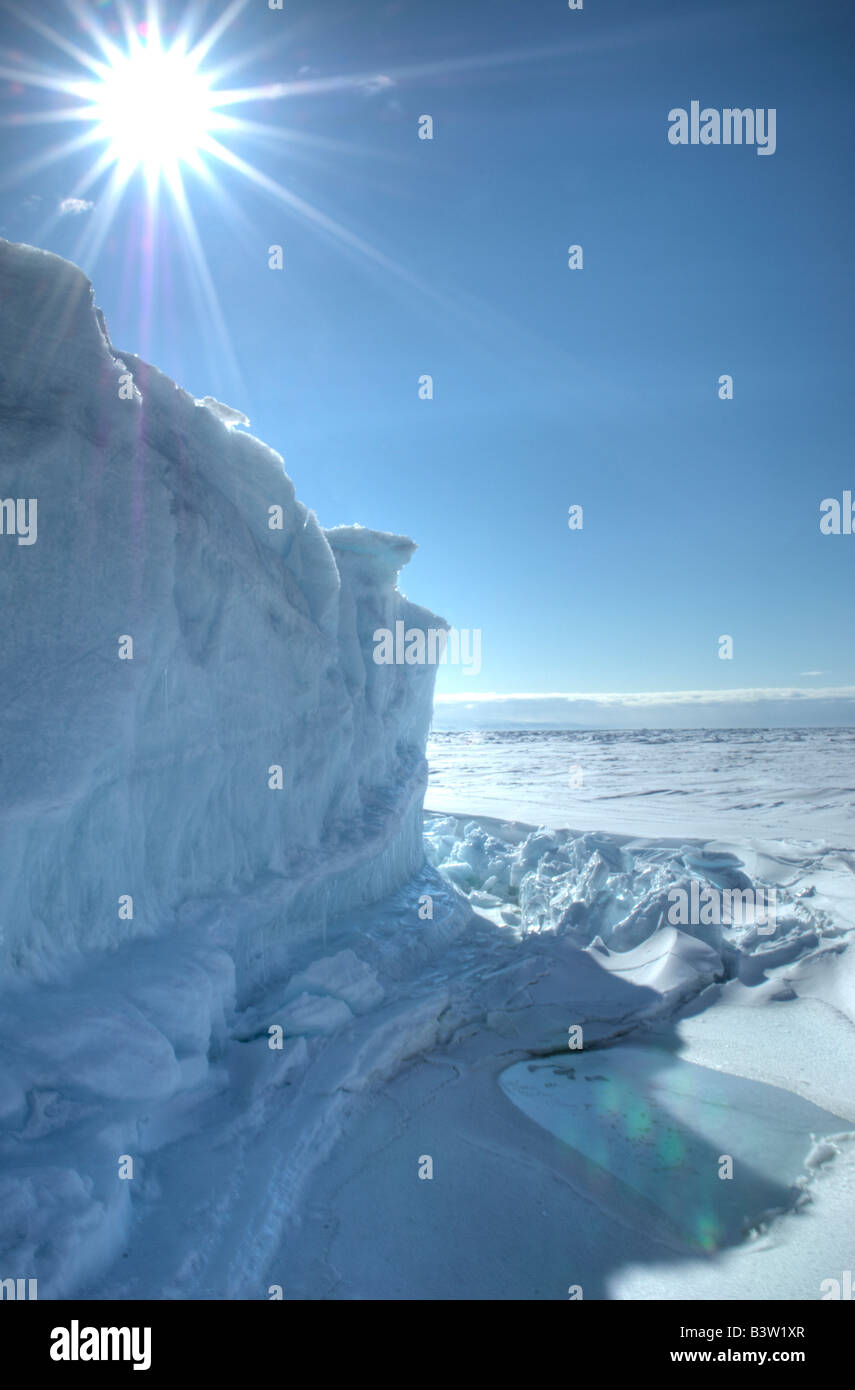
434, 686, 855, 707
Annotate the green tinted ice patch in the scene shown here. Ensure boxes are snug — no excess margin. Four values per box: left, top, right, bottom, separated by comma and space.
500, 1044, 847, 1253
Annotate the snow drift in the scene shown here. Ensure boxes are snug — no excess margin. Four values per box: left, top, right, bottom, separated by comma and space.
0, 240, 444, 987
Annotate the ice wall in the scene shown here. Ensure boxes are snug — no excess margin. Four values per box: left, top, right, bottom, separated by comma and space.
0, 240, 444, 985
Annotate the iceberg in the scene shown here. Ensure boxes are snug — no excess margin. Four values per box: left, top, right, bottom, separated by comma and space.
0, 239, 445, 989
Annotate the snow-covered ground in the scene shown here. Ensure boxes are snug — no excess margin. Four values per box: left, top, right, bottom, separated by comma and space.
1, 241, 853, 1302
426, 727, 855, 843
3, 734, 853, 1300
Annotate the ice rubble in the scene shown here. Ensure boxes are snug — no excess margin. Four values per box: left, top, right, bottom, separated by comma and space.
423, 813, 838, 980
0, 239, 444, 986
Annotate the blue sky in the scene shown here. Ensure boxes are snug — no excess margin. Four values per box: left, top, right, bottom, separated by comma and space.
1, 0, 853, 723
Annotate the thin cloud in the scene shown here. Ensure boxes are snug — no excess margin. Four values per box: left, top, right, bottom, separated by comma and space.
58, 196, 93, 216
435, 687, 855, 706
355, 74, 396, 97
433, 688, 855, 730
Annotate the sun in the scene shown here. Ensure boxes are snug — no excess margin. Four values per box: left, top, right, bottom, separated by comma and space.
85, 34, 217, 182
0, 0, 460, 370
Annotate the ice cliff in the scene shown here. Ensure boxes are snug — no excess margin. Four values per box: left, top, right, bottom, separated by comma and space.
0, 240, 444, 987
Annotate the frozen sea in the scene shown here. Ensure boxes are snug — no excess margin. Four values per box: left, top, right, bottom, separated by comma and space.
426, 727, 855, 845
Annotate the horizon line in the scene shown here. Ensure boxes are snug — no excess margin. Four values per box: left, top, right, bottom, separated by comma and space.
434, 686, 855, 706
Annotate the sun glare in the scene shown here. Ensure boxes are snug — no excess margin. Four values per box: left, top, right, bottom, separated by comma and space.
87, 36, 216, 180
0, 0, 469, 375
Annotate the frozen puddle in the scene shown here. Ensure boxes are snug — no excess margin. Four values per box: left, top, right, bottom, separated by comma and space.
500, 1044, 848, 1254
